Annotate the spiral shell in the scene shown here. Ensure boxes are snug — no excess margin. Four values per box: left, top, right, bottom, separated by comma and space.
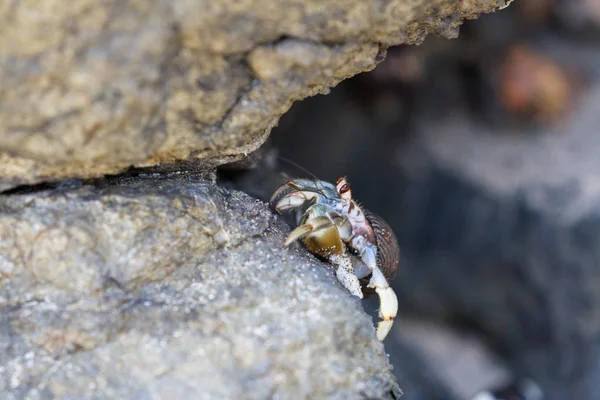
363, 210, 400, 284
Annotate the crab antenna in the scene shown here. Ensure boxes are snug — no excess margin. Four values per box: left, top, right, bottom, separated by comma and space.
277, 155, 321, 182
276, 155, 332, 199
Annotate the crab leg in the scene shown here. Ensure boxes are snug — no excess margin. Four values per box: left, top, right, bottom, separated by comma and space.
271, 179, 338, 210
349, 236, 397, 340
368, 267, 398, 341
330, 253, 363, 299
274, 190, 320, 212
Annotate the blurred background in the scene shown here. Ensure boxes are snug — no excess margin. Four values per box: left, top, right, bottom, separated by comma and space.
225, 1, 600, 399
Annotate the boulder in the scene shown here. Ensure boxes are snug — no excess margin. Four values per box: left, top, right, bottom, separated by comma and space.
0, 0, 513, 191
0, 172, 401, 399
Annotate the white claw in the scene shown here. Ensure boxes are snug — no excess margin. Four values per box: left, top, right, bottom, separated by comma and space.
375, 286, 398, 341
377, 320, 394, 341
376, 287, 398, 321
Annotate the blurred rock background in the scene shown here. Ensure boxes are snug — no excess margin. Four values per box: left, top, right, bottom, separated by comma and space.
265, 1, 600, 399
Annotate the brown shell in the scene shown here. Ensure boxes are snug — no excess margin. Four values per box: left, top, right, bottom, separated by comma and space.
361, 209, 400, 297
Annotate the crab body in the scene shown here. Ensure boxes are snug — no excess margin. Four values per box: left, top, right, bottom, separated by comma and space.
270, 177, 399, 340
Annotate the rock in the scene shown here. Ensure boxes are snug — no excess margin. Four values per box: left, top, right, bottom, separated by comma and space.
385, 335, 460, 400
392, 319, 517, 400
387, 85, 600, 400
0, 172, 400, 399
0, 0, 513, 191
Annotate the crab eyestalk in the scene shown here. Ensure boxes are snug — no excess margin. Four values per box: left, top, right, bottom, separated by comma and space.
335, 177, 352, 200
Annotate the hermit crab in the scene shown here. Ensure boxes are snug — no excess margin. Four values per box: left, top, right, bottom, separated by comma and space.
270, 176, 399, 340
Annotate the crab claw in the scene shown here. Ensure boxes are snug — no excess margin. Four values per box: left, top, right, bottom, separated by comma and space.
283, 216, 333, 247
375, 286, 398, 340
368, 267, 398, 341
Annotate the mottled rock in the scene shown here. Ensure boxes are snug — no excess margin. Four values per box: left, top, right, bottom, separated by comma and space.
387, 86, 600, 400
0, 173, 400, 399
0, 0, 513, 190
392, 319, 514, 400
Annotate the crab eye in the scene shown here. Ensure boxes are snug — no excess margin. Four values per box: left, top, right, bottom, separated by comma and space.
335, 177, 347, 191
339, 184, 350, 194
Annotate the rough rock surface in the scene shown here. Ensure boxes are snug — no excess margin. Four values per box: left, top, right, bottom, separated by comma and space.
0, 0, 513, 191
0, 173, 400, 399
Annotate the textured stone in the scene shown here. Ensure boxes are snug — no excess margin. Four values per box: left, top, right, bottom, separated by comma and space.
0, 173, 400, 399
0, 0, 513, 190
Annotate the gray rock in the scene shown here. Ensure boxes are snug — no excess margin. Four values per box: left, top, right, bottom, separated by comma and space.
0, 0, 513, 190
0, 172, 400, 399
392, 319, 512, 400
388, 85, 600, 400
